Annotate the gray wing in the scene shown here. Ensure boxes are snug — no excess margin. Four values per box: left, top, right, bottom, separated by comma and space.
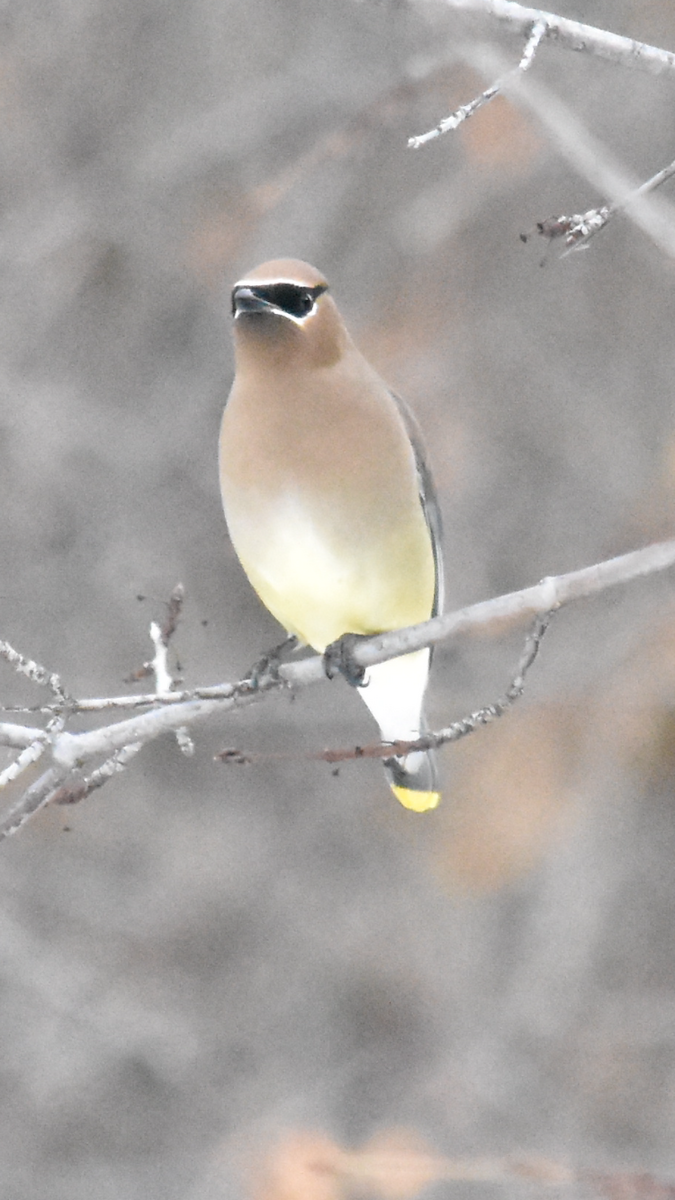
390, 391, 444, 618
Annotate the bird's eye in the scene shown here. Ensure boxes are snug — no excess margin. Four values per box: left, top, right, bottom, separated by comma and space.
263, 284, 317, 319
234, 281, 328, 322
295, 291, 314, 316
268, 283, 327, 317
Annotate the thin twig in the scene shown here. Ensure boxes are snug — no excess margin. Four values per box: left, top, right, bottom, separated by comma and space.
408, 24, 675, 260
4, 715, 69, 805
150, 620, 174, 696
0, 640, 70, 704
127, 584, 194, 756
409, 19, 544, 147
125, 583, 185, 684
217, 612, 554, 768
51, 741, 144, 806
0, 766, 71, 840
150, 585, 193, 757
1, 680, 252, 716
523, 157, 675, 255
0, 648, 68, 790
160, 582, 185, 644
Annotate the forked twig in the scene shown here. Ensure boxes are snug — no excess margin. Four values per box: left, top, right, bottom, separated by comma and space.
408, 19, 545, 147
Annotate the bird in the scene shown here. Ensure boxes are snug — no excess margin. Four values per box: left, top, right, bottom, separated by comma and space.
219, 258, 443, 812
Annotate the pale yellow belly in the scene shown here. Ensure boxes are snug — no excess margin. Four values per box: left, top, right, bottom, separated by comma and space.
224, 488, 435, 651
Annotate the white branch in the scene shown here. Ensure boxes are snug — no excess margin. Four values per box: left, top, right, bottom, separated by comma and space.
50, 741, 145, 809
0, 737, 48, 790
432, 0, 675, 75
545, 158, 675, 254
149, 614, 194, 757
2, 537, 675, 840
0, 722, 46, 749
409, 18, 544, 147
349, 537, 675, 667
150, 620, 174, 696
150, 587, 194, 757
0, 639, 69, 702
0, 766, 70, 840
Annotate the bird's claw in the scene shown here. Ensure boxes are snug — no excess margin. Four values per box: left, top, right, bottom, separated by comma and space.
323, 633, 369, 687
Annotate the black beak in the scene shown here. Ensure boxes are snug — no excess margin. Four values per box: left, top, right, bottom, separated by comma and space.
231, 286, 276, 318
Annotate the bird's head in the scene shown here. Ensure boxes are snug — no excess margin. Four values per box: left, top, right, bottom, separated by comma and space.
230, 259, 348, 370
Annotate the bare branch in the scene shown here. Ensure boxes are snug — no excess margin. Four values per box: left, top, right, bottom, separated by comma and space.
0, 640, 70, 704
0, 659, 67, 793
409, 19, 544, 147
0, 766, 70, 840
349, 537, 675, 672
126, 584, 194, 757
0, 722, 47, 749
408, 17, 675, 261
0, 736, 49, 790
14, 538, 675, 754
20, 535, 675, 726
463, 43, 675, 260
51, 741, 144, 807
1, 537, 675, 840
432, 0, 675, 76
149, 585, 193, 756
524, 157, 675, 255
2, 680, 256, 716
218, 613, 554, 769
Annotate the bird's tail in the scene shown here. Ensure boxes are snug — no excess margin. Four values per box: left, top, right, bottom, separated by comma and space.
357, 649, 441, 813
383, 743, 440, 813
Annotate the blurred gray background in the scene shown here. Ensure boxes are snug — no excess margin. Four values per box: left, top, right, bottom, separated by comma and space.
2, 1, 675, 1197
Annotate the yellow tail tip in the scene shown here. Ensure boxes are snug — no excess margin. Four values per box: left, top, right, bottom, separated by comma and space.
391, 785, 441, 813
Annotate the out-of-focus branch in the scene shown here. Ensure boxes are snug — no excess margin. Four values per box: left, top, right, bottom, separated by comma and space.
465, 44, 675, 260
409, 10, 675, 260
1, 537, 675, 840
523, 158, 675, 254
429, 0, 675, 76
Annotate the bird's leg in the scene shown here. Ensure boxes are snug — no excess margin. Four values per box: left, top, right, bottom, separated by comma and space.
246, 634, 298, 689
323, 633, 370, 688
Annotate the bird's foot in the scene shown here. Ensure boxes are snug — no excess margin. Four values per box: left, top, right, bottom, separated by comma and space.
246, 634, 298, 689
323, 633, 370, 687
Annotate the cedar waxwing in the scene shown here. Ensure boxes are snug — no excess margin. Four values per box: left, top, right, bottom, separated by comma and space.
219, 259, 443, 812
